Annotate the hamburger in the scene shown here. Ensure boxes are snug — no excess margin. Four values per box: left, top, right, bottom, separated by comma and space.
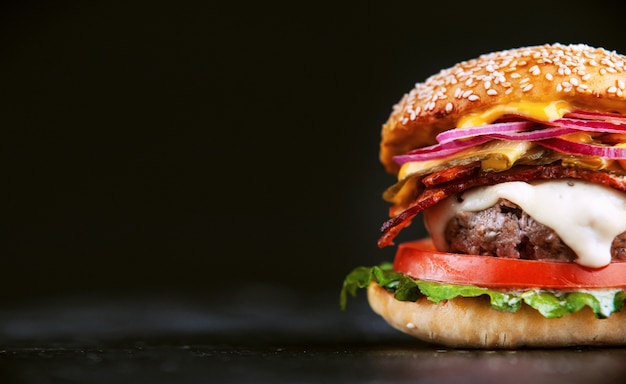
341, 43, 626, 348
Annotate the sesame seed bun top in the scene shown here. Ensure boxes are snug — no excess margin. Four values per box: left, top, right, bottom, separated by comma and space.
380, 43, 626, 174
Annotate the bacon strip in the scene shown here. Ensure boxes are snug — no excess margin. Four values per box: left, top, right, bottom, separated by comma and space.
421, 161, 481, 187
378, 163, 626, 248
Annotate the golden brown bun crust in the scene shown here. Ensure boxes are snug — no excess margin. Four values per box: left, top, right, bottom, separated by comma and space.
381, 44, 626, 174
367, 283, 626, 349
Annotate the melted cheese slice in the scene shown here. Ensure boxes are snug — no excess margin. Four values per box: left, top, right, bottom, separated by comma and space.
457, 100, 573, 128
398, 140, 534, 181
423, 179, 626, 268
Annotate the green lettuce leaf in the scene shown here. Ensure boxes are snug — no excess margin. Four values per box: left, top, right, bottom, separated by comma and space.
340, 263, 625, 319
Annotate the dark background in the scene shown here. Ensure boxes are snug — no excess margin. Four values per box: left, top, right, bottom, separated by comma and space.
3, 1, 626, 302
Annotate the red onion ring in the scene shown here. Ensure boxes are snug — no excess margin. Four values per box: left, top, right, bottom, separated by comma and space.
393, 136, 492, 164
486, 127, 580, 141
548, 118, 626, 133
435, 121, 535, 144
565, 110, 626, 124
392, 112, 626, 165
537, 138, 626, 159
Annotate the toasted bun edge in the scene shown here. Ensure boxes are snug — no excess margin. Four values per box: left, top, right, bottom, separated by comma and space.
367, 282, 626, 348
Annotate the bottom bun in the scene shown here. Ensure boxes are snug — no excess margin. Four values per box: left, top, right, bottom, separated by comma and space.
367, 282, 626, 348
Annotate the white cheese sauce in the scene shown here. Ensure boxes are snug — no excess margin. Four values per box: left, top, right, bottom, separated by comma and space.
578, 289, 621, 317
423, 179, 626, 268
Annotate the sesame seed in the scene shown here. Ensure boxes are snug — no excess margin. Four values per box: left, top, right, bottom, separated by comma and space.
529, 65, 540, 75
462, 90, 473, 98
608, 86, 618, 94
570, 77, 579, 86
601, 58, 615, 67
468, 94, 480, 101
618, 79, 626, 89
487, 89, 498, 96
522, 84, 534, 92
576, 85, 589, 93
510, 73, 521, 79
445, 102, 453, 113
545, 73, 554, 81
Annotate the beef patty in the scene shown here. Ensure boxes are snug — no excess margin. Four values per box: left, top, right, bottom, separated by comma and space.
445, 199, 626, 261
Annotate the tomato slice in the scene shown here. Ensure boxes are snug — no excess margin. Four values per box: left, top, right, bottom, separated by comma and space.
393, 239, 626, 289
